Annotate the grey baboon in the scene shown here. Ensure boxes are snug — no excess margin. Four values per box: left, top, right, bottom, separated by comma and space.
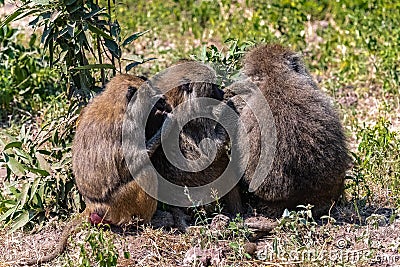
149, 62, 243, 214
22, 74, 171, 265
226, 44, 351, 217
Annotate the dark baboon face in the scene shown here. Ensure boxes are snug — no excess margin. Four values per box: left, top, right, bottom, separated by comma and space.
145, 95, 172, 140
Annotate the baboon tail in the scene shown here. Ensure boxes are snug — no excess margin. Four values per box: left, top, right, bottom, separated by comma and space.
20, 216, 83, 266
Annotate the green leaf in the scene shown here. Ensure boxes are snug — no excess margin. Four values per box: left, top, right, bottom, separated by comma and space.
122, 30, 149, 46
9, 211, 31, 233
229, 242, 239, 249
27, 167, 50, 177
65, 0, 78, 5
19, 183, 30, 208
29, 178, 41, 202
124, 251, 130, 259
104, 39, 121, 58
0, 8, 41, 28
0, 9, 23, 28
87, 23, 113, 40
37, 149, 51, 156
3, 141, 22, 151
125, 58, 156, 72
34, 153, 51, 176
83, 8, 104, 19
6, 157, 26, 177
13, 147, 33, 162
74, 64, 115, 70
0, 206, 17, 222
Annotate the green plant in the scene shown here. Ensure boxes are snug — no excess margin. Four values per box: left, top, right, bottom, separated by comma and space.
276, 205, 318, 248
0, 25, 61, 121
1, 0, 151, 101
227, 214, 253, 261
0, 100, 81, 232
65, 222, 130, 267
348, 118, 400, 208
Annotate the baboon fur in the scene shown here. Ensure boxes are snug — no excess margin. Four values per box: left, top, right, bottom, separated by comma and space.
73, 74, 169, 225
150, 62, 242, 213
23, 74, 172, 265
226, 44, 351, 216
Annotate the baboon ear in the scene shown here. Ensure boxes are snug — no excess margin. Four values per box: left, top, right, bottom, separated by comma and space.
126, 86, 138, 102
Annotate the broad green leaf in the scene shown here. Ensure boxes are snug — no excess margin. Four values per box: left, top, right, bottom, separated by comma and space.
6, 157, 26, 177
14, 147, 33, 162
52, 128, 58, 144
125, 62, 140, 72
74, 64, 115, 70
104, 39, 121, 58
29, 178, 41, 202
0, 206, 17, 222
9, 211, 30, 233
19, 183, 30, 208
27, 167, 50, 177
122, 30, 149, 46
3, 141, 22, 151
8, 185, 19, 197
87, 23, 113, 40
37, 149, 51, 156
35, 152, 51, 176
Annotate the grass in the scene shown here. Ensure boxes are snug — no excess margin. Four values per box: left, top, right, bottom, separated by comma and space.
0, 0, 399, 266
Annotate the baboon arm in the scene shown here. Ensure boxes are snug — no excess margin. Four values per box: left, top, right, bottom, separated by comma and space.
146, 113, 174, 156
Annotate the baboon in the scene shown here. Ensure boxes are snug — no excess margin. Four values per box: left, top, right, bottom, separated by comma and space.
225, 44, 351, 217
74, 74, 171, 226
149, 61, 243, 215
22, 74, 171, 265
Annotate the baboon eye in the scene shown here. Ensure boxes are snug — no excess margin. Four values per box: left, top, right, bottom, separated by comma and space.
126, 86, 138, 102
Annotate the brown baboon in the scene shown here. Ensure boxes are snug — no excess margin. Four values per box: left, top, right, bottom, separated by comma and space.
149, 62, 243, 215
22, 74, 171, 265
74, 74, 171, 226
225, 44, 351, 217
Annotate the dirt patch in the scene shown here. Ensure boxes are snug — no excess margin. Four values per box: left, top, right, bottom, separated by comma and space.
1, 218, 399, 266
